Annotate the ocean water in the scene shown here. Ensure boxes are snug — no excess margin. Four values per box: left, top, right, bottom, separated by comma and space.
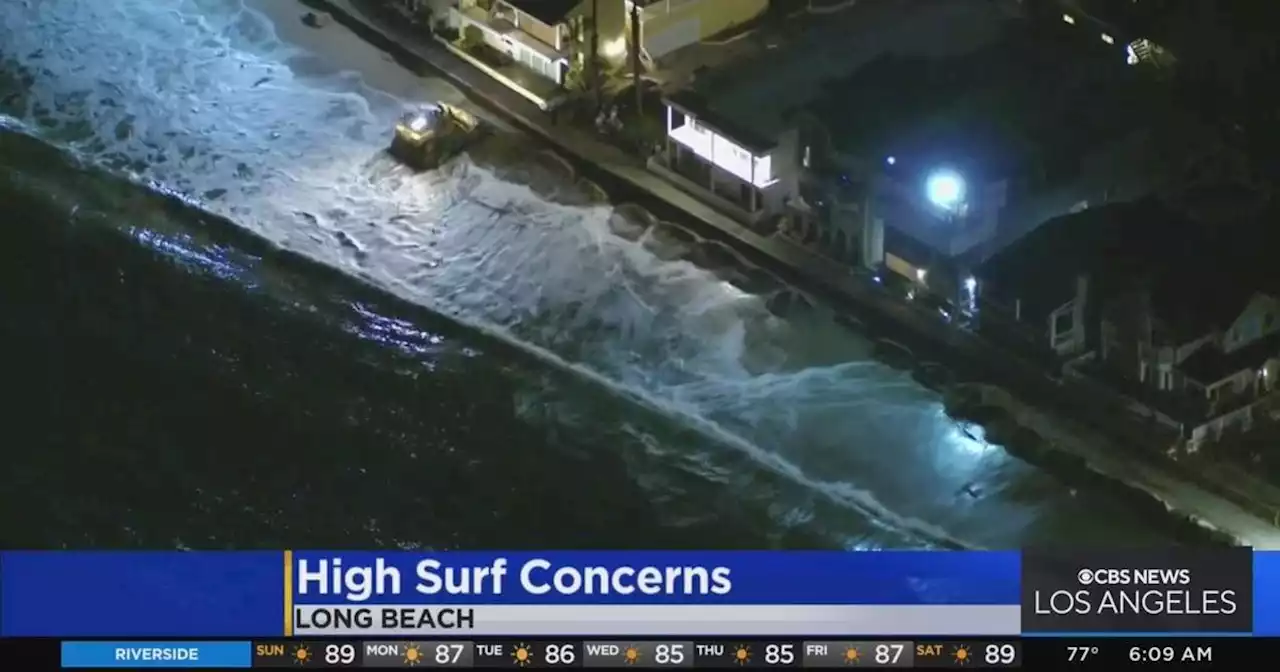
0, 0, 1184, 550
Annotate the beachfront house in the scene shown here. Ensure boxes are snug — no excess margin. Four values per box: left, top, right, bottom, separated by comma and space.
1101, 278, 1280, 451
443, 0, 606, 108
1178, 296, 1280, 449
977, 196, 1280, 451
974, 204, 1128, 361
654, 2, 1162, 301
442, 0, 763, 109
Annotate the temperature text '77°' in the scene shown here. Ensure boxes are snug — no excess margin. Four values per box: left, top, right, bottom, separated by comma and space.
1066, 646, 1099, 662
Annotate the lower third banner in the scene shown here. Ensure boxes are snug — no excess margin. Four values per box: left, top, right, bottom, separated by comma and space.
1, 551, 1018, 637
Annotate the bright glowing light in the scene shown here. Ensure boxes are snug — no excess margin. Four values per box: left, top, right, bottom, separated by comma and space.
601, 37, 626, 59
1126, 44, 1139, 65
408, 114, 430, 132
1062, 14, 1075, 25
964, 276, 977, 292
916, 268, 927, 282
925, 170, 965, 210
1101, 33, 1115, 45
886, 156, 896, 165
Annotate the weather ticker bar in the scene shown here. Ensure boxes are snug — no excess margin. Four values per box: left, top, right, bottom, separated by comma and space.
6, 637, 1270, 669
249, 639, 996, 668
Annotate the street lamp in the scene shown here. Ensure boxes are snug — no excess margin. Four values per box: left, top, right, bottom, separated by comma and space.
925, 169, 966, 211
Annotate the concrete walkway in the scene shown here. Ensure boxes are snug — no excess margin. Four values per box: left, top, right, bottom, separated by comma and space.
304, 0, 1280, 547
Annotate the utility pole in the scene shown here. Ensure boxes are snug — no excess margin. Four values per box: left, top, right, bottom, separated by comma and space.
590, 0, 601, 112
630, 0, 642, 116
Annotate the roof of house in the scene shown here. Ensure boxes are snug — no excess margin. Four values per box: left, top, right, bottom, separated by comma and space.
661, 0, 1011, 153
980, 191, 1280, 341
975, 198, 1209, 323
803, 17, 1151, 186
504, 0, 580, 25
1180, 329, 1280, 386
1145, 218, 1280, 342
1145, 271, 1255, 344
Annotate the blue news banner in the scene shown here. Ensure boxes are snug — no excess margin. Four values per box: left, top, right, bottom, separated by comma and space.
0, 550, 1277, 668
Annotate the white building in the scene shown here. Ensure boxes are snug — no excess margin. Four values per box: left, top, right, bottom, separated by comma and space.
655, 91, 802, 223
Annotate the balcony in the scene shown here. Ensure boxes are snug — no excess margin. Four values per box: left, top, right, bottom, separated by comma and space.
666, 110, 775, 189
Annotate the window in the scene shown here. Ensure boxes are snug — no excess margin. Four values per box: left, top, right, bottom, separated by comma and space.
1053, 311, 1073, 338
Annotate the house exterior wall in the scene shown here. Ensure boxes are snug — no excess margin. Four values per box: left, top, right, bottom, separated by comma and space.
770, 127, 802, 212
513, 9, 560, 48
1049, 275, 1090, 355
636, 0, 768, 59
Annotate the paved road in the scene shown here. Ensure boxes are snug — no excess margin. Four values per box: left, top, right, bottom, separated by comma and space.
308, 0, 1280, 547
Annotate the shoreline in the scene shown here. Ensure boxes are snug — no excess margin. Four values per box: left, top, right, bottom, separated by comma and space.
266, 0, 1280, 546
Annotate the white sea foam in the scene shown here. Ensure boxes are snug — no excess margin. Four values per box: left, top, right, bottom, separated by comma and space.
0, 0, 1178, 548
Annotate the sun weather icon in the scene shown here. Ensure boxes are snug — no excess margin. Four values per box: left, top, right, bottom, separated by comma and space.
623, 646, 641, 665
512, 643, 532, 667
733, 645, 751, 665
844, 646, 861, 665
291, 644, 311, 665
953, 645, 972, 665
404, 644, 423, 666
